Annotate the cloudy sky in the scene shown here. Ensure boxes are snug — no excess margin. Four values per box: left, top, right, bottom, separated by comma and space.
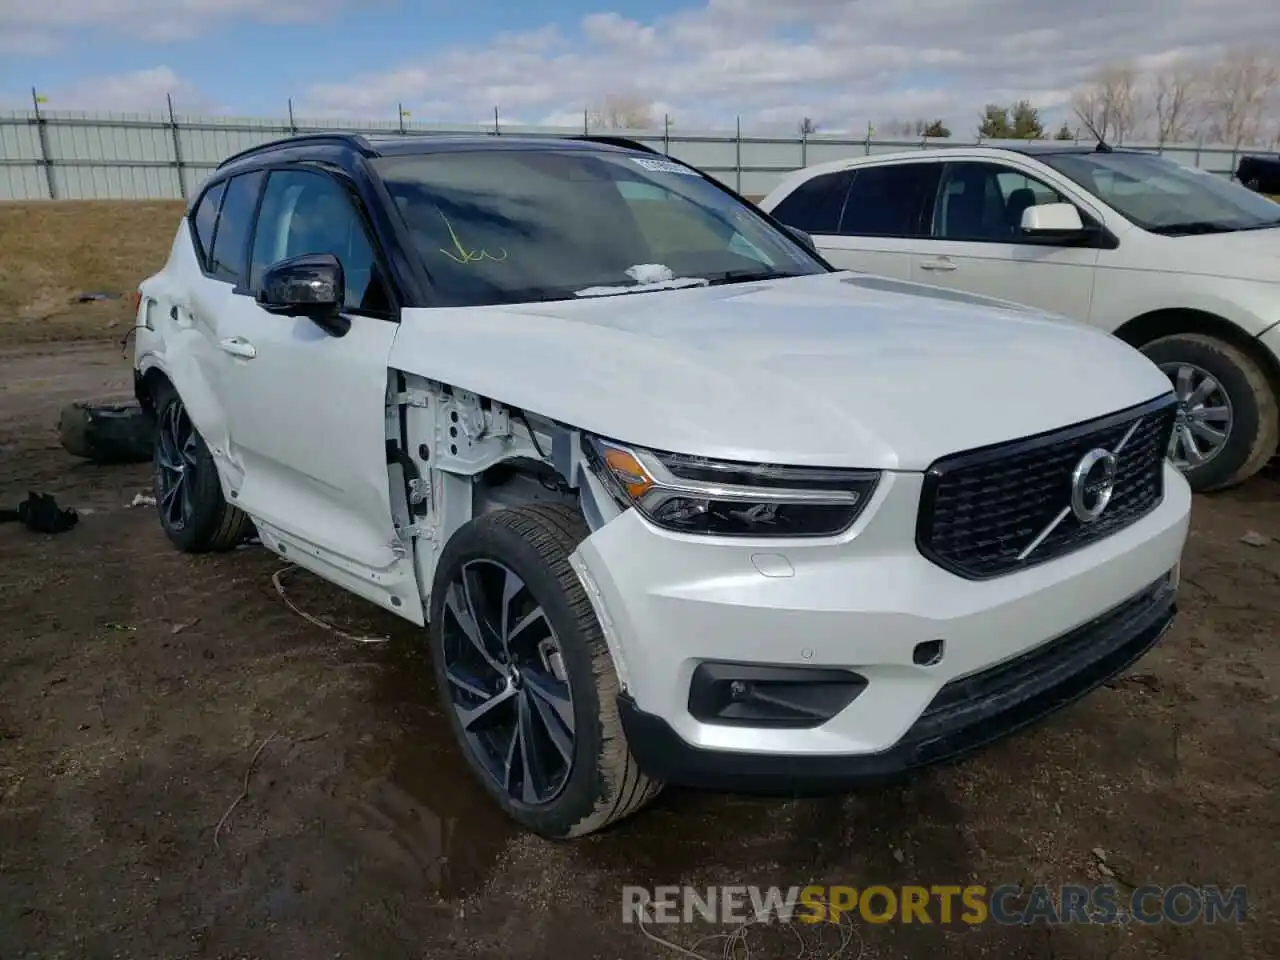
0, 0, 1275, 132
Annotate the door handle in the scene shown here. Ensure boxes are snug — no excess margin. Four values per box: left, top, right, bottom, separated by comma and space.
920, 258, 957, 272
219, 337, 257, 359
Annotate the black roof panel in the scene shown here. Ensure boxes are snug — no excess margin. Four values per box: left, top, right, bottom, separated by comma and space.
215, 131, 647, 170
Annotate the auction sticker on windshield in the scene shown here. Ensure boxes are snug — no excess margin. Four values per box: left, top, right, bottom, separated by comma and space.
631, 157, 701, 176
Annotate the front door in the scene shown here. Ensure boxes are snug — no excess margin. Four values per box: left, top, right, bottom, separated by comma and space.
214, 167, 424, 623
910, 161, 1101, 320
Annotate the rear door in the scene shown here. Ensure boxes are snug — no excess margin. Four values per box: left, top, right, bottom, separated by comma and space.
816, 162, 941, 280
910, 160, 1101, 319
213, 166, 424, 623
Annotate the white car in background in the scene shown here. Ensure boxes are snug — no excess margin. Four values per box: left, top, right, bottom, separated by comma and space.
760, 145, 1280, 492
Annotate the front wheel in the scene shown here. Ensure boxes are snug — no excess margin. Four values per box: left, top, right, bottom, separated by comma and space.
427, 503, 661, 839
1140, 333, 1279, 492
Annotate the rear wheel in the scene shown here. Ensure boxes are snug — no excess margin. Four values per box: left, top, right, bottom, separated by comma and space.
428, 503, 660, 839
152, 384, 253, 552
1140, 333, 1279, 491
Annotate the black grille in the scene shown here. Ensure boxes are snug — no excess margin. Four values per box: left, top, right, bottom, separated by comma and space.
900, 573, 1176, 765
917, 394, 1178, 580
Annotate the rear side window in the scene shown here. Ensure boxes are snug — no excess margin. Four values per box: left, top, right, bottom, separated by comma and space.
208, 171, 264, 284
839, 163, 940, 238
190, 181, 225, 267
770, 171, 852, 234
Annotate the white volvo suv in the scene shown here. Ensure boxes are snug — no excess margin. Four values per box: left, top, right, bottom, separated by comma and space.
760, 145, 1280, 493
132, 133, 1191, 839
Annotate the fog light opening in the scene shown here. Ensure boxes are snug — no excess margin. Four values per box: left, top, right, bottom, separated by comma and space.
913, 639, 945, 667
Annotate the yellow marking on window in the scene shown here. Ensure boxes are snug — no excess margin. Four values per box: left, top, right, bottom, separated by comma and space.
437, 211, 507, 264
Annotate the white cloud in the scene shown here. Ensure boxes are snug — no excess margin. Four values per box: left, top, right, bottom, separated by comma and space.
0, 0, 357, 47
295, 0, 1280, 135
5, 0, 1278, 139
25, 67, 221, 114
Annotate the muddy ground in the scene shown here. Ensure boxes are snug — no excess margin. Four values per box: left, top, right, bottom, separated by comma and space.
1, 341, 1278, 960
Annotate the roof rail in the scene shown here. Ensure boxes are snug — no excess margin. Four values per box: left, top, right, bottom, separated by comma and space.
569, 135, 663, 155
216, 132, 376, 170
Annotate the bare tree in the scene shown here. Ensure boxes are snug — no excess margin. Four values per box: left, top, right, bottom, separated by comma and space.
587, 93, 654, 130
1201, 49, 1279, 147
1149, 59, 1203, 144
799, 117, 819, 136
1072, 64, 1143, 142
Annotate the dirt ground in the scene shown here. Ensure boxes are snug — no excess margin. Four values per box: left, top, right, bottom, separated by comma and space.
1, 341, 1278, 960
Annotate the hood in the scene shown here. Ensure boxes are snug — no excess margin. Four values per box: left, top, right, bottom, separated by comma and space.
389, 272, 1173, 471
1161, 226, 1280, 281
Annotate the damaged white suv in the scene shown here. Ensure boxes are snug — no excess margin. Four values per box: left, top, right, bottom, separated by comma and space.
133, 133, 1191, 839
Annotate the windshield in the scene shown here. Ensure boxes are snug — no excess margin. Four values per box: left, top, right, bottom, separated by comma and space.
372, 149, 827, 307
1038, 151, 1280, 235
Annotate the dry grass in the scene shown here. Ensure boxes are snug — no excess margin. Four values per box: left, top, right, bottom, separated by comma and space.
0, 200, 186, 347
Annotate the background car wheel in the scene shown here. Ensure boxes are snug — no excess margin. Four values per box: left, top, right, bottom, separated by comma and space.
428, 502, 661, 839
151, 384, 253, 552
1140, 333, 1279, 492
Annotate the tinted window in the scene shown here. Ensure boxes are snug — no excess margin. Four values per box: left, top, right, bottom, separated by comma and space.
191, 180, 225, 267
933, 162, 1070, 242
372, 149, 826, 308
839, 164, 939, 237
251, 170, 388, 313
770, 171, 852, 234
208, 171, 263, 284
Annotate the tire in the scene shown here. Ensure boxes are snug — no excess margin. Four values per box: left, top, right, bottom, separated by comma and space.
151, 383, 253, 552
1140, 333, 1279, 492
427, 503, 661, 839
59, 400, 154, 464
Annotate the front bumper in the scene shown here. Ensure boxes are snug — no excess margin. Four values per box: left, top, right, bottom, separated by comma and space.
571, 463, 1191, 791
618, 574, 1175, 792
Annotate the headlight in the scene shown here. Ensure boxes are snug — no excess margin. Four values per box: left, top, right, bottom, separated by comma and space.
583, 436, 880, 538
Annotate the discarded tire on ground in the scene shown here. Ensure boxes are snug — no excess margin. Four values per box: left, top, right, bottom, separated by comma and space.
59, 400, 154, 464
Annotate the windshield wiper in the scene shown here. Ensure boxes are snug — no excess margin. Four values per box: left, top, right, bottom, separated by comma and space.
573, 277, 710, 298
703, 269, 799, 286
1148, 221, 1243, 236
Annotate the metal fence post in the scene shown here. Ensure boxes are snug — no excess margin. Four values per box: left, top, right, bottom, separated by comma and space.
801, 126, 807, 167
167, 93, 186, 199
398, 103, 405, 135
494, 106, 500, 136
663, 113, 670, 156
583, 109, 589, 135
31, 87, 55, 199
735, 116, 742, 193
288, 98, 297, 135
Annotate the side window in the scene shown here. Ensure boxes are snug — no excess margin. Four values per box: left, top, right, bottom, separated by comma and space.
769, 171, 852, 234
190, 180, 225, 268
838, 164, 939, 238
208, 171, 263, 284
250, 169, 388, 314
934, 162, 1067, 242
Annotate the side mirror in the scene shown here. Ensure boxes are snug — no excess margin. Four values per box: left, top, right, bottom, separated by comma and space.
1020, 202, 1085, 237
783, 224, 817, 252
257, 253, 350, 337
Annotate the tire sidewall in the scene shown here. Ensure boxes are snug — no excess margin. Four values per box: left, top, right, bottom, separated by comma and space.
151, 387, 228, 550
427, 513, 612, 839
1140, 335, 1265, 491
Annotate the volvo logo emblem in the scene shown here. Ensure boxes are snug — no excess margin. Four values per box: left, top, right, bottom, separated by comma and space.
1070, 448, 1119, 523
